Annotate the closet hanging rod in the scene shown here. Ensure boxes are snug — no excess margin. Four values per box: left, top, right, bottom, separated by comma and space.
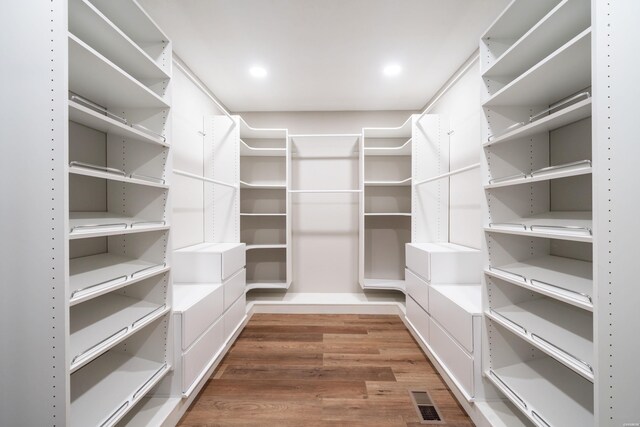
414, 163, 480, 186
288, 189, 362, 194
173, 169, 238, 189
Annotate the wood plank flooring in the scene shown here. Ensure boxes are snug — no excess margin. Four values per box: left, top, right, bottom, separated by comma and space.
178, 314, 474, 427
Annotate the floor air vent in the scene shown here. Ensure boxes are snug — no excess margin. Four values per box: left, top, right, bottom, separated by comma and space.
409, 390, 444, 424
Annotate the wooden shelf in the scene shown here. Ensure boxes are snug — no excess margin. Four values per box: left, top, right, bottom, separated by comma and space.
70, 351, 169, 427
70, 253, 168, 306
69, 163, 168, 189
486, 255, 592, 311
70, 294, 168, 372
484, 29, 591, 107
69, 0, 169, 82
485, 160, 591, 189
68, 33, 169, 109
486, 211, 592, 242
483, 0, 590, 79
484, 98, 591, 147
69, 212, 168, 239
68, 100, 169, 147
489, 298, 593, 380
487, 357, 593, 427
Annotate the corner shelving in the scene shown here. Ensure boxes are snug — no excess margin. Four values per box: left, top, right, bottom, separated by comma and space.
238, 118, 289, 290
481, 1, 595, 425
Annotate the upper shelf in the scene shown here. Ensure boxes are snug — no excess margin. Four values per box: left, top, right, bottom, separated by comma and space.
240, 181, 286, 189
69, 33, 169, 109
484, 98, 591, 147
69, 162, 168, 189
365, 177, 412, 187
240, 139, 286, 157
485, 160, 591, 189
482, 0, 561, 41
239, 117, 287, 140
363, 115, 413, 139
69, 212, 168, 239
69, 100, 169, 147
364, 138, 412, 156
483, 0, 590, 79
483, 29, 591, 107
88, 0, 169, 45
69, 0, 169, 82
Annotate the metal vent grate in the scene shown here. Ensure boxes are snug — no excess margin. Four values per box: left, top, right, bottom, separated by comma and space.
410, 390, 445, 424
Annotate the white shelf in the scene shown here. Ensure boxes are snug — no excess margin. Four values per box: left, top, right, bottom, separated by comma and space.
68, 100, 168, 147
483, 0, 590, 79
70, 253, 168, 306
245, 244, 287, 251
69, 0, 169, 81
115, 396, 181, 427
69, 212, 168, 239
485, 160, 591, 189
88, 0, 169, 45
362, 116, 413, 138
486, 255, 592, 311
70, 294, 168, 372
240, 212, 286, 217
246, 280, 289, 291
364, 177, 412, 186
482, 0, 560, 40
69, 163, 168, 189
484, 29, 591, 107
488, 298, 593, 380
69, 33, 169, 109
430, 284, 482, 315
484, 98, 591, 147
240, 180, 286, 189
239, 117, 287, 139
70, 351, 169, 427
364, 212, 412, 217
240, 139, 286, 157
487, 357, 593, 427
486, 211, 592, 242
364, 138, 412, 156
363, 278, 406, 292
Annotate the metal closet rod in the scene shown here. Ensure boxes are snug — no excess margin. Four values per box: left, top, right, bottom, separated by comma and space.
173, 169, 238, 189
414, 163, 480, 186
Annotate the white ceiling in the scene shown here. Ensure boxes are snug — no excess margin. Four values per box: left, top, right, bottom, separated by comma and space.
139, 0, 508, 112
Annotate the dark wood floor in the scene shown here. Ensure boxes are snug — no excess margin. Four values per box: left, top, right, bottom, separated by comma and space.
178, 314, 474, 427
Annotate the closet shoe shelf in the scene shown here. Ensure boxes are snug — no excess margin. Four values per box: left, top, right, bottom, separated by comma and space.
485, 160, 591, 189
69, 162, 169, 189
69, 212, 169, 239
486, 211, 592, 242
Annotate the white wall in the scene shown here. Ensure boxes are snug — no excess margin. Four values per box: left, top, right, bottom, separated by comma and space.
425, 55, 483, 249
172, 58, 227, 249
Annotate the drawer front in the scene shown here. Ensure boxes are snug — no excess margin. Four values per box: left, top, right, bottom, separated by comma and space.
224, 268, 246, 311
181, 285, 224, 350
406, 244, 430, 282
222, 244, 246, 281
224, 293, 246, 340
406, 295, 430, 343
182, 316, 224, 393
429, 316, 474, 398
406, 268, 429, 313
173, 251, 223, 283
429, 287, 474, 352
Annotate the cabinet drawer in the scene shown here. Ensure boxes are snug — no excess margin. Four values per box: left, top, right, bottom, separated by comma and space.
406, 295, 430, 343
174, 242, 245, 283
176, 284, 224, 350
406, 243, 480, 284
182, 316, 224, 393
429, 286, 475, 352
224, 268, 245, 311
224, 293, 246, 340
429, 316, 474, 398
406, 268, 429, 313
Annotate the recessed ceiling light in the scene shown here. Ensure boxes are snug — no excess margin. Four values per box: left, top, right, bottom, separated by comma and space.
249, 66, 267, 78
383, 63, 402, 77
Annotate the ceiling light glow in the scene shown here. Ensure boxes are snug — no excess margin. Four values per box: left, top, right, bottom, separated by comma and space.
383, 63, 402, 77
249, 66, 268, 78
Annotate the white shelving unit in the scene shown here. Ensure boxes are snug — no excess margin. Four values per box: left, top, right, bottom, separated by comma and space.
2, 0, 174, 420
238, 118, 290, 290
480, 1, 602, 424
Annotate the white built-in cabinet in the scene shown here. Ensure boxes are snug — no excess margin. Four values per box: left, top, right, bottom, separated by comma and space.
360, 114, 449, 292
480, 0, 640, 425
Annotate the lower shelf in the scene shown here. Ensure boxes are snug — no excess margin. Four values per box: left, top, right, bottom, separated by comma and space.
115, 397, 181, 427
486, 211, 592, 242
69, 212, 168, 239
71, 351, 170, 427
246, 280, 288, 291
362, 278, 406, 292
487, 357, 593, 427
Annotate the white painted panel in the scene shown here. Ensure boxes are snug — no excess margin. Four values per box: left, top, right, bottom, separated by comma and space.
181, 316, 224, 392
429, 316, 474, 398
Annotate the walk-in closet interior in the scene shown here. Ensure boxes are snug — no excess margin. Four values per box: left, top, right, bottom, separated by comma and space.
2, 0, 639, 426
